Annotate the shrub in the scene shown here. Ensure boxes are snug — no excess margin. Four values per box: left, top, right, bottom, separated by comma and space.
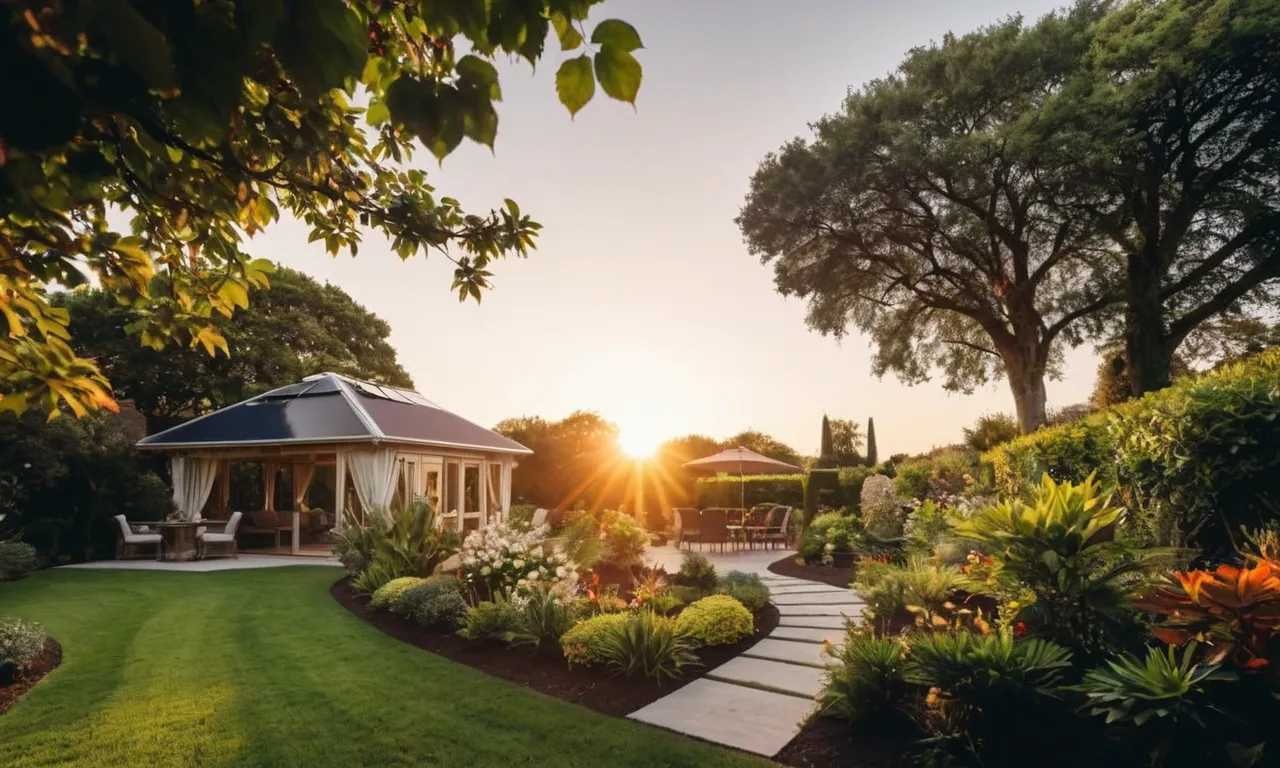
506, 504, 539, 531
350, 551, 404, 594
675, 595, 753, 646
668, 584, 709, 606
0, 616, 48, 668
853, 556, 972, 622
819, 629, 908, 724
1112, 349, 1280, 556
396, 576, 467, 628
508, 586, 577, 650
716, 571, 770, 612
963, 413, 1020, 453
599, 611, 700, 681
646, 593, 685, 616
953, 475, 1161, 660
695, 474, 805, 508
334, 500, 461, 591
859, 475, 904, 539
369, 576, 427, 610
983, 417, 1114, 496
837, 466, 875, 508
903, 501, 953, 556
459, 522, 572, 599
561, 613, 633, 666
457, 598, 521, 642
805, 469, 841, 517
893, 462, 933, 501
674, 551, 717, 592
600, 510, 648, 569
799, 512, 861, 561
0, 541, 38, 580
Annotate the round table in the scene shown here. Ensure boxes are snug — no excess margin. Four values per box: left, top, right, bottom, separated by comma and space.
152, 520, 226, 561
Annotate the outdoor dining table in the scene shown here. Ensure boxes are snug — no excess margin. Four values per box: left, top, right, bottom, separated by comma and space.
152, 520, 226, 562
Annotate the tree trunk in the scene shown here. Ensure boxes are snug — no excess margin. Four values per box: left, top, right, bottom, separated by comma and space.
1125, 252, 1173, 396
1007, 363, 1048, 433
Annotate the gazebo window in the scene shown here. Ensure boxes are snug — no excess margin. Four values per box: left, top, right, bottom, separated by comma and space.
463, 463, 481, 532
486, 463, 502, 523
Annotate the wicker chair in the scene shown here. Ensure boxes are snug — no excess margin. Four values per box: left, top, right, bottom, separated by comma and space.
114, 515, 163, 560
699, 508, 731, 553
674, 508, 701, 549
762, 506, 793, 549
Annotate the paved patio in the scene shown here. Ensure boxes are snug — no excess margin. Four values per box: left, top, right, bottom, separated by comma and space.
59, 554, 341, 572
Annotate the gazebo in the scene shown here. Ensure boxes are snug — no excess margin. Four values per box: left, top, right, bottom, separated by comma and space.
136, 372, 531, 555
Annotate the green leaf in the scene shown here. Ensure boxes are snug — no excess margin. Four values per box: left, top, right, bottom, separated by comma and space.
274, 0, 367, 96
97, 0, 179, 91
456, 55, 501, 100
556, 55, 595, 116
590, 20, 643, 52
594, 44, 641, 104
551, 13, 583, 50
366, 100, 390, 125
462, 97, 498, 149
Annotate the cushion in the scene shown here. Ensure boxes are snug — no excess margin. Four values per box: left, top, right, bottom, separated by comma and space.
200, 533, 235, 543
251, 510, 280, 528
124, 533, 163, 544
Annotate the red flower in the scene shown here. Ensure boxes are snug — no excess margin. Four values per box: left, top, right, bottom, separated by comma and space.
1014, 622, 1027, 637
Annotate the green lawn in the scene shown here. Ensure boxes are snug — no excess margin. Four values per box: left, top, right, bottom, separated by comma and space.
0, 567, 765, 768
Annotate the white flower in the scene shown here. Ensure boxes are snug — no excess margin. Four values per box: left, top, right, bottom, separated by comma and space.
527, 570, 539, 580
555, 565, 568, 578
512, 559, 525, 570
480, 566, 492, 576
824, 542, 836, 552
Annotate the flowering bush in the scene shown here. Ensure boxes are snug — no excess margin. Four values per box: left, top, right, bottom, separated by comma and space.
860, 474, 905, 539
0, 616, 48, 668
459, 523, 574, 599
369, 576, 427, 610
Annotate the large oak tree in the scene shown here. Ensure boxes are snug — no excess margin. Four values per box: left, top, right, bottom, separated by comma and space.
738, 6, 1115, 431
2, 0, 643, 415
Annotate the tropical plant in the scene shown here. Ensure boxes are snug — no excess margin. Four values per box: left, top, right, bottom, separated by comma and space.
330, 510, 383, 576
397, 577, 468, 628
558, 511, 608, 570
853, 556, 973, 622
0, 616, 48, 668
645, 593, 685, 616
674, 595, 753, 646
350, 551, 404, 594
335, 500, 460, 592
819, 629, 908, 723
716, 571, 770, 613
953, 474, 1163, 659
1134, 559, 1280, 673
456, 598, 521, 643
507, 586, 577, 651
0, 541, 38, 581
599, 611, 700, 682
674, 552, 718, 593
600, 510, 648, 570
904, 501, 954, 556
560, 612, 632, 666
369, 576, 427, 610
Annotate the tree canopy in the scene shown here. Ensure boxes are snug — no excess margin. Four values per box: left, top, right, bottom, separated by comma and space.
738, 5, 1115, 432
1031, 0, 1280, 395
2, 0, 643, 416
56, 266, 411, 428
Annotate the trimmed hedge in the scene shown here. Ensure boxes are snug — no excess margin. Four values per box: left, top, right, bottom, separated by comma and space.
983, 350, 1280, 556
694, 474, 804, 508
675, 595, 754, 646
560, 612, 631, 666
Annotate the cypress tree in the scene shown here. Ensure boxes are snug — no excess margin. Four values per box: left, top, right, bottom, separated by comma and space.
819, 415, 834, 467
865, 417, 878, 467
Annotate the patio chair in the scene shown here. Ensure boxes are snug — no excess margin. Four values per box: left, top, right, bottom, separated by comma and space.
699, 508, 731, 553
762, 506, 793, 549
744, 505, 784, 549
530, 508, 549, 529
673, 508, 700, 549
198, 511, 242, 560
241, 509, 293, 550
114, 514, 163, 560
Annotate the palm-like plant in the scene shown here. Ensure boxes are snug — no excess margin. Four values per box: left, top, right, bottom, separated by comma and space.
507, 586, 576, 651
1076, 643, 1234, 727
904, 631, 1073, 702
952, 474, 1166, 657
819, 630, 908, 723
598, 610, 700, 682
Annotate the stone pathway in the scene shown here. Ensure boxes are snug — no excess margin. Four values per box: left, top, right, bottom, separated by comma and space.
629, 564, 864, 757
58, 554, 341, 572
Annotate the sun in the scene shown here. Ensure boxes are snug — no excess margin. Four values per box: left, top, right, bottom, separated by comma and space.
618, 429, 661, 459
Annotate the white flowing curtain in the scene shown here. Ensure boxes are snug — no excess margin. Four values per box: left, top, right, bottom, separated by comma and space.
170, 456, 218, 521
292, 462, 316, 509
347, 448, 398, 525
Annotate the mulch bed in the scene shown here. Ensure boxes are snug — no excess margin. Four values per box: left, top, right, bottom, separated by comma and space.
768, 554, 856, 589
331, 579, 780, 718
0, 639, 62, 715
776, 712, 919, 768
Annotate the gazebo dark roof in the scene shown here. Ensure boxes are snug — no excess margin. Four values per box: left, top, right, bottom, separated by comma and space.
135, 373, 531, 454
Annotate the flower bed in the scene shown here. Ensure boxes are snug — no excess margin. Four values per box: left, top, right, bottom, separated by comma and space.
331, 578, 778, 717
767, 554, 856, 589
0, 633, 61, 715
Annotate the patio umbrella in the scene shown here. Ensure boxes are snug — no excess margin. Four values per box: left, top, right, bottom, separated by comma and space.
683, 447, 801, 509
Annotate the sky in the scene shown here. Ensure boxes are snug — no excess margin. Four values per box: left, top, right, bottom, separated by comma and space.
246, 0, 1100, 459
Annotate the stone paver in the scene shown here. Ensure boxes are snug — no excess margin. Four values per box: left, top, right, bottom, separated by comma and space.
769, 626, 847, 644
771, 591, 865, 605
744, 638, 832, 667
767, 583, 849, 594
778, 615, 849, 629
628, 679, 813, 757
777, 602, 864, 617
707, 656, 826, 698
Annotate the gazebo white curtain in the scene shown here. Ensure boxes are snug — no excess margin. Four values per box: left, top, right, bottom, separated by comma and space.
347, 448, 398, 524
170, 456, 218, 521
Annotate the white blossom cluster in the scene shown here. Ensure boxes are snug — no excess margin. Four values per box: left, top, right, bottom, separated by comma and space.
459, 523, 575, 597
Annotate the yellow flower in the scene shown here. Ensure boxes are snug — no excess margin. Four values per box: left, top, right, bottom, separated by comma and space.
1006, 600, 1020, 611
